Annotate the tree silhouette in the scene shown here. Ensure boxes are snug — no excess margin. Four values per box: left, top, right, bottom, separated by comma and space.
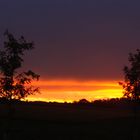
0, 31, 40, 101
119, 49, 140, 101
119, 49, 140, 139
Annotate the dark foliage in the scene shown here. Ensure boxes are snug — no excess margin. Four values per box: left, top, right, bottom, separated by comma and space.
119, 49, 140, 101
0, 31, 40, 101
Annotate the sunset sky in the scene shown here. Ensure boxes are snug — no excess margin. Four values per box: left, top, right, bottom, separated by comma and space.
0, 0, 140, 102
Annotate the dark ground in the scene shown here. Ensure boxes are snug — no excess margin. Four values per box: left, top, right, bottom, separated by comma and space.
0, 102, 140, 140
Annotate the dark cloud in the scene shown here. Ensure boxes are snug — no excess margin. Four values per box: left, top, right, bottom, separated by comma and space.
0, 0, 140, 80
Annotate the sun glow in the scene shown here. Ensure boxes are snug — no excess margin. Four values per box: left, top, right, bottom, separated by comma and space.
26, 80, 123, 103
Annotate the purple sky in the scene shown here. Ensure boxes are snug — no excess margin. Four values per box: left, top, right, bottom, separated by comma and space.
0, 0, 140, 81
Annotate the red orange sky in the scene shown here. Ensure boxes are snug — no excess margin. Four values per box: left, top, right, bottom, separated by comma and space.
26, 79, 123, 103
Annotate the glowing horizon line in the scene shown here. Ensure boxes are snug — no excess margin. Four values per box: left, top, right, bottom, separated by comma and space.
26, 89, 123, 103
25, 79, 123, 103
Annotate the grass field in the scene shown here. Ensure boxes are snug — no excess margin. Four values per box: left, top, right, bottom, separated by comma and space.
0, 102, 140, 140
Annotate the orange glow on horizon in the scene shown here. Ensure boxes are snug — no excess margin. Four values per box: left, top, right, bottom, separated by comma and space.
26, 79, 123, 103
32, 80, 120, 87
